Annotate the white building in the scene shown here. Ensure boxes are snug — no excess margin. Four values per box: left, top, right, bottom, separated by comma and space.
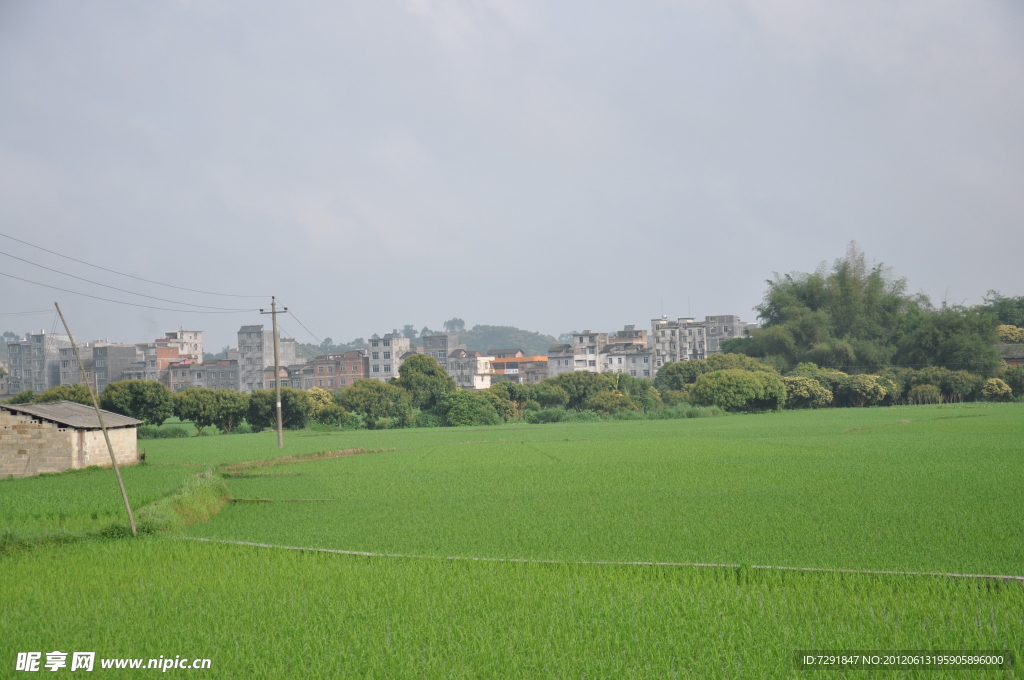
367, 333, 411, 381
600, 344, 655, 378
651, 315, 748, 371
546, 344, 576, 378
446, 349, 493, 390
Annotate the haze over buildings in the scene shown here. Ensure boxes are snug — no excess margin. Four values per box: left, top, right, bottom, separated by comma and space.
0, 1, 1021, 351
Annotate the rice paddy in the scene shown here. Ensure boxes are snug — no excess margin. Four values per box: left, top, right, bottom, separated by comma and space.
2, 403, 1023, 678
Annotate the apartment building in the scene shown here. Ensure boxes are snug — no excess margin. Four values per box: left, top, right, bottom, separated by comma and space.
546, 344, 576, 378
570, 330, 608, 373
4, 331, 71, 394
201, 359, 240, 390
446, 349, 493, 390
421, 333, 465, 364
367, 333, 411, 381
161, 328, 204, 362
59, 343, 140, 394
237, 324, 297, 392
651, 315, 748, 369
600, 343, 655, 378
309, 352, 368, 389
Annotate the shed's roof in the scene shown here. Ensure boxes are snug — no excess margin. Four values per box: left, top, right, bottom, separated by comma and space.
999, 343, 1024, 360
0, 401, 142, 429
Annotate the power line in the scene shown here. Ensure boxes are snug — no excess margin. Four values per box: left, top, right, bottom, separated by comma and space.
0, 310, 54, 317
0, 249, 256, 311
0, 230, 268, 298
282, 305, 323, 346
0, 270, 260, 314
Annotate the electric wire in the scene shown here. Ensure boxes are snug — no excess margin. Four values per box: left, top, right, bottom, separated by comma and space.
0, 249, 256, 311
0, 230, 268, 298
0, 270, 260, 314
281, 304, 324, 346
0, 310, 53, 317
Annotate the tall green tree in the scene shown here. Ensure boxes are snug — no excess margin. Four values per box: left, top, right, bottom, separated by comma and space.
545, 371, 615, 410
100, 380, 174, 425
35, 383, 93, 405
982, 291, 1024, 327
392, 354, 456, 411
172, 388, 219, 435
338, 379, 413, 428
212, 390, 248, 434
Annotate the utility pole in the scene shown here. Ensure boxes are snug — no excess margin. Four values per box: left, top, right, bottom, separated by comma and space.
260, 297, 287, 448
54, 302, 137, 536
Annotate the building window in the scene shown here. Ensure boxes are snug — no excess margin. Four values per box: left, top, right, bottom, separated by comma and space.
383, 351, 391, 359
327, 365, 334, 373
372, 365, 380, 373
318, 380, 323, 387
371, 352, 379, 360
438, 350, 446, 359
644, 370, 650, 377
383, 339, 391, 347
588, 360, 596, 366
340, 378, 346, 385
384, 365, 391, 372
328, 379, 333, 387
352, 364, 359, 371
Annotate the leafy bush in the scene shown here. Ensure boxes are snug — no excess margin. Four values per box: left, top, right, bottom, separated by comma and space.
585, 391, 637, 415
313, 405, 350, 426
560, 410, 603, 423
660, 389, 690, 407
545, 372, 616, 410
654, 354, 777, 391
524, 407, 565, 424
787, 363, 848, 393
690, 370, 786, 412
907, 384, 942, 405
137, 424, 190, 439
436, 391, 501, 427
1003, 365, 1024, 398
414, 411, 443, 428
939, 370, 983, 403
338, 379, 413, 429
979, 378, 1013, 402
781, 376, 833, 409
7, 389, 36, 404
833, 375, 889, 408
996, 324, 1024, 342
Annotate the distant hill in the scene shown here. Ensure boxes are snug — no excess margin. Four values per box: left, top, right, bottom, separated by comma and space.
459, 325, 557, 357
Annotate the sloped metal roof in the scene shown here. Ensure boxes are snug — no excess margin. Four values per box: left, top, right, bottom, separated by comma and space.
0, 401, 142, 429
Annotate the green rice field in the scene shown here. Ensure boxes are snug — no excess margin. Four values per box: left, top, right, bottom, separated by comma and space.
2, 403, 1023, 677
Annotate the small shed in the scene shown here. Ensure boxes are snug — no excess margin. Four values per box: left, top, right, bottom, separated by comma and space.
0, 401, 142, 479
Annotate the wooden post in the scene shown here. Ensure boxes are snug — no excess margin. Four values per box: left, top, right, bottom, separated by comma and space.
55, 302, 137, 536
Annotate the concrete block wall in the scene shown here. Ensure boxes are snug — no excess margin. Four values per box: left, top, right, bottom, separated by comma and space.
0, 412, 75, 478
0, 413, 139, 479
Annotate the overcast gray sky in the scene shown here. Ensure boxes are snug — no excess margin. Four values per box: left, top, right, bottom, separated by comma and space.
1, 1, 1021, 350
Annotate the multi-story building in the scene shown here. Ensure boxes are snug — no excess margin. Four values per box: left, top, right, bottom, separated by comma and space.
546, 344, 576, 378
161, 328, 203, 362
421, 333, 465, 365
609, 325, 648, 347
4, 331, 71, 394
446, 350, 493, 390
651, 315, 748, 370
237, 324, 297, 392
60, 343, 140, 394
570, 330, 608, 373
201, 359, 240, 390
600, 343, 655, 378
308, 352, 368, 389
367, 333, 411, 381
167, 359, 195, 392
491, 355, 549, 384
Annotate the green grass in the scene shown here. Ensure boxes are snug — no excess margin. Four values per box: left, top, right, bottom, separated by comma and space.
1, 538, 1019, 679
3, 403, 1023, 678
179, 403, 1024, 575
